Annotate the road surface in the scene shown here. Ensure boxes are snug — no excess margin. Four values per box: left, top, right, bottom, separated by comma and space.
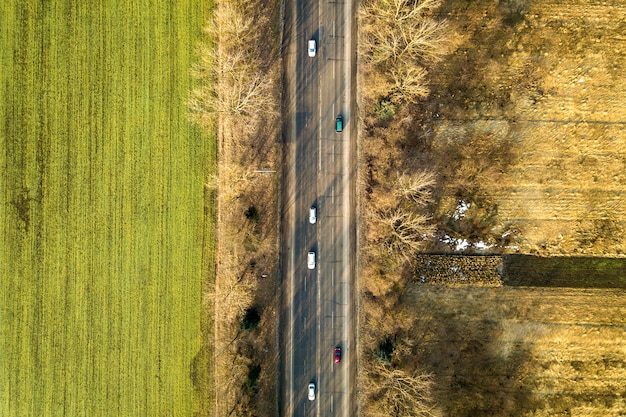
279, 0, 357, 413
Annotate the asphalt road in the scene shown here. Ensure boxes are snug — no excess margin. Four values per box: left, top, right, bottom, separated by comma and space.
279, 0, 356, 413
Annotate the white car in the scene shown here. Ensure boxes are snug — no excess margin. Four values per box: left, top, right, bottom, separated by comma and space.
309, 206, 317, 224
307, 252, 316, 270
308, 39, 316, 57
308, 383, 316, 401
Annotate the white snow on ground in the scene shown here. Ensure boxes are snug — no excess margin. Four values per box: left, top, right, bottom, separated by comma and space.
441, 235, 495, 251
441, 234, 470, 250
452, 201, 471, 221
473, 240, 494, 250
441, 208, 515, 251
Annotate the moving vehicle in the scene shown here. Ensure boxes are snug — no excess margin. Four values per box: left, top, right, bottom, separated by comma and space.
335, 115, 343, 132
307, 251, 316, 269
308, 39, 316, 57
309, 206, 317, 224
334, 347, 342, 364
308, 383, 316, 401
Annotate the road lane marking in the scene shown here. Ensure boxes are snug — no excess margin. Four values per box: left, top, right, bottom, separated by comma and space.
316, 247, 322, 415
317, 28, 322, 181
341, 0, 353, 410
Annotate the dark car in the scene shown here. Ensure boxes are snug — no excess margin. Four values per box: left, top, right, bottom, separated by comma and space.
335, 115, 343, 133
334, 347, 341, 364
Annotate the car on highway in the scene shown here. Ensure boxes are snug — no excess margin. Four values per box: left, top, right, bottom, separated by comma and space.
309, 206, 317, 224
308, 383, 316, 401
307, 251, 316, 269
334, 347, 341, 364
308, 39, 316, 57
335, 115, 343, 132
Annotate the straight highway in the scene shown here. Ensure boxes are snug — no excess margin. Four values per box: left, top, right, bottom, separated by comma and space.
279, 0, 356, 413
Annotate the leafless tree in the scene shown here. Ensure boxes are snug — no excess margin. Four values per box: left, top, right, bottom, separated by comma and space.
360, 0, 448, 63
376, 208, 436, 261
395, 171, 436, 206
189, 2, 278, 122
189, 46, 277, 119
389, 65, 430, 102
366, 362, 440, 417
360, 0, 449, 102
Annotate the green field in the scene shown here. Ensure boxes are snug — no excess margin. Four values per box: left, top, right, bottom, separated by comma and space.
0, 1, 215, 416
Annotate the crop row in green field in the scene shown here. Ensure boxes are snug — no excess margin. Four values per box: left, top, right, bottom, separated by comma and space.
1, 1, 215, 416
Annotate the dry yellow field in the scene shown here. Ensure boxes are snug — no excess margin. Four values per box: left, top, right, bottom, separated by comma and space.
368, 285, 626, 416
428, 0, 626, 256
359, 1, 626, 416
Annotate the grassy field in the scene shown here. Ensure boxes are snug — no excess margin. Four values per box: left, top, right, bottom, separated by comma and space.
0, 1, 215, 416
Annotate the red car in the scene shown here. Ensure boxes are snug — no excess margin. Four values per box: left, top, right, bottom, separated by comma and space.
334, 347, 341, 364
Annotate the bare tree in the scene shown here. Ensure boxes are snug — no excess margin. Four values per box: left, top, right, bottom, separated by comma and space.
361, 9, 448, 66
389, 65, 430, 102
360, 0, 449, 102
363, 0, 441, 25
366, 362, 440, 417
395, 171, 436, 206
376, 208, 436, 261
189, 2, 278, 121
189, 44, 277, 119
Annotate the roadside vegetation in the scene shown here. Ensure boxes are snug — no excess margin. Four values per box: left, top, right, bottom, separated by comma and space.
359, 0, 453, 414
358, 0, 626, 415
188, 0, 282, 413
1, 1, 214, 416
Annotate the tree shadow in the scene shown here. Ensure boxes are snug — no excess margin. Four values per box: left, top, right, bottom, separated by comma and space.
503, 255, 626, 288
396, 286, 538, 416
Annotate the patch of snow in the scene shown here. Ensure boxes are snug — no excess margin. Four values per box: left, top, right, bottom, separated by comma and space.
441, 234, 454, 244
452, 201, 471, 221
441, 234, 470, 251
473, 241, 494, 250
455, 239, 470, 251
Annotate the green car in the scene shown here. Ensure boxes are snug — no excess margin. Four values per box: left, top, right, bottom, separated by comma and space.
335, 115, 343, 133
